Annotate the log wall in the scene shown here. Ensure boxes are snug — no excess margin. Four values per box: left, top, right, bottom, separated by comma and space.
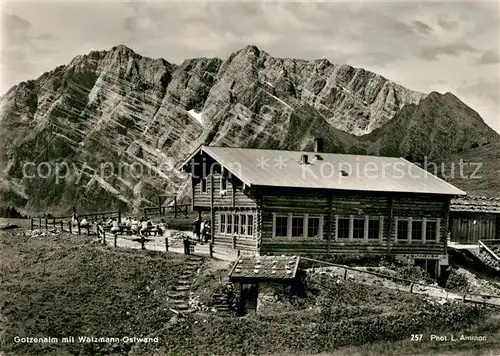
259, 190, 449, 257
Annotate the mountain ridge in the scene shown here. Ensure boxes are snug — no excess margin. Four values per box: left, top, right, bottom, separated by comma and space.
0, 44, 498, 215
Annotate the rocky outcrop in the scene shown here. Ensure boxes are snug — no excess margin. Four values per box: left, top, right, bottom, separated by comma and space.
0, 44, 498, 214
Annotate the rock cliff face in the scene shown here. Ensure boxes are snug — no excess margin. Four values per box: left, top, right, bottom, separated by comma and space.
0, 44, 498, 214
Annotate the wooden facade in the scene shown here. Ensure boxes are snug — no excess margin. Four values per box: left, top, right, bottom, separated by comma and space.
191, 172, 450, 273
450, 197, 500, 244
451, 213, 499, 244
183, 145, 464, 277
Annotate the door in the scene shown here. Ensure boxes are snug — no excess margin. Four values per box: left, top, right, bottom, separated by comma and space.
240, 283, 259, 315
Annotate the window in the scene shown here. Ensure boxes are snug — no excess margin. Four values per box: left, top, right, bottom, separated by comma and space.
273, 214, 323, 238
292, 217, 304, 237
201, 177, 207, 193
337, 218, 350, 239
275, 216, 288, 237
220, 176, 227, 190
220, 212, 255, 237
412, 220, 423, 241
240, 215, 247, 235
308, 217, 320, 238
397, 220, 409, 240
234, 215, 239, 235
426, 221, 438, 241
353, 218, 364, 239
368, 219, 380, 239
220, 214, 226, 233
227, 214, 232, 234
247, 215, 254, 236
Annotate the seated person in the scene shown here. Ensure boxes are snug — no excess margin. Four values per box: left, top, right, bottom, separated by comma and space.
80, 218, 89, 228
110, 219, 120, 233
147, 219, 153, 227
106, 218, 113, 227
155, 224, 163, 237
140, 220, 149, 236
124, 217, 132, 227
71, 213, 78, 227
131, 220, 139, 234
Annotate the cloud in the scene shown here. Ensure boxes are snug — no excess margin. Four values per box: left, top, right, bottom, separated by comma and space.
413, 20, 434, 34
419, 43, 479, 61
476, 50, 500, 65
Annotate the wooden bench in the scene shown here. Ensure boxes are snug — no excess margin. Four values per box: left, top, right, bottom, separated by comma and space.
140, 226, 160, 236
103, 225, 133, 235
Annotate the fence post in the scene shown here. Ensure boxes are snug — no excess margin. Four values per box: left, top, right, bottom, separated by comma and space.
410, 283, 414, 293
232, 235, 236, 249
118, 208, 121, 224
39, 218, 42, 228
174, 196, 178, 218
103, 231, 106, 245
158, 196, 162, 216
462, 294, 466, 303
114, 234, 117, 248
77, 221, 81, 235
344, 268, 348, 280
68, 221, 72, 234
53, 218, 56, 229
96, 223, 100, 239
30, 217, 34, 230
141, 235, 145, 250
165, 237, 169, 252
209, 243, 213, 258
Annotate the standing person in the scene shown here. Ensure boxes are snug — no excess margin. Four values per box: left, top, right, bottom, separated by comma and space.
199, 219, 206, 243
192, 217, 201, 241
204, 219, 211, 242
71, 212, 78, 227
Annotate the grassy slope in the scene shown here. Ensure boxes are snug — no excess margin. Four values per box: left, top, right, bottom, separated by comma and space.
1, 229, 499, 356
132, 275, 499, 356
437, 141, 500, 197
0, 229, 186, 355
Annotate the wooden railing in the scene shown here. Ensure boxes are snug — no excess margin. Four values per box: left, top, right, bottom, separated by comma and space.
30, 209, 121, 235
478, 239, 500, 261
143, 203, 190, 219
301, 257, 500, 308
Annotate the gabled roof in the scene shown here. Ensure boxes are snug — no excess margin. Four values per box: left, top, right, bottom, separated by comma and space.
229, 256, 300, 280
182, 146, 466, 196
451, 196, 500, 214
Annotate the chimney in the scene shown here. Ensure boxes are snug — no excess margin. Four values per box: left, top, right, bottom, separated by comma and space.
314, 137, 324, 153
301, 154, 309, 164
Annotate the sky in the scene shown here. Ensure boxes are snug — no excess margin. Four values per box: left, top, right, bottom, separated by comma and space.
1, 0, 499, 133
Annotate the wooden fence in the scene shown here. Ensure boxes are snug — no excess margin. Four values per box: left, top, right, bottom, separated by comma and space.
95, 223, 213, 257
143, 203, 190, 219
30, 209, 121, 235
301, 257, 500, 309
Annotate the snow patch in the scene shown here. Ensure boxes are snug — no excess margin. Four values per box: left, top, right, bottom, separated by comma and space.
188, 109, 204, 125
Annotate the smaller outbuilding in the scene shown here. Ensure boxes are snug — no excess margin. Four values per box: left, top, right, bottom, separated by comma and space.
450, 196, 500, 244
229, 255, 301, 315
